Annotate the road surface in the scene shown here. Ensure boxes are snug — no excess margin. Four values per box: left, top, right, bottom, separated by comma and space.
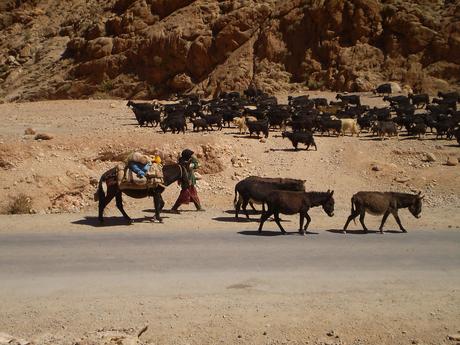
0, 212, 459, 344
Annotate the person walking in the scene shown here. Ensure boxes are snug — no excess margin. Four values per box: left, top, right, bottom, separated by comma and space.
171, 149, 204, 213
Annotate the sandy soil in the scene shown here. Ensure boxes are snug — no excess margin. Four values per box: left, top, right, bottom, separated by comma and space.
0, 92, 460, 344
0, 92, 459, 217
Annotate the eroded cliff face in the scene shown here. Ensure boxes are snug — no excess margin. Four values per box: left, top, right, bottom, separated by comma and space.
1, 0, 459, 101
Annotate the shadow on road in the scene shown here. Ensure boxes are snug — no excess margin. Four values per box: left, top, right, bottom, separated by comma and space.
327, 229, 405, 234
238, 230, 292, 236
223, 209, 261, 215
72, 216, 165, 227
215, 212, 292, 223
238, 230, 317, 236
213, 216, 258, 223
327, 229, 377, 234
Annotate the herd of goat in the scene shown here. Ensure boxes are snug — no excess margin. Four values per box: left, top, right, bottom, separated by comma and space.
126, 88, 460, 149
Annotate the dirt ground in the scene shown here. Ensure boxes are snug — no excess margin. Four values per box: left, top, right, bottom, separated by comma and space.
0, 92, 460, 344
0, 92, 459, 217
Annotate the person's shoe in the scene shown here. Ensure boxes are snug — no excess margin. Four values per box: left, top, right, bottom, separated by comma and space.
196, 207, 206, 212
170, 209, 180, 214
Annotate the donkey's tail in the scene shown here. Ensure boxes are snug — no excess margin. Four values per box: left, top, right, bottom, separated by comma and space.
233, 185, 239, 207
94, 176, 105, 202
94, 168, 114, 202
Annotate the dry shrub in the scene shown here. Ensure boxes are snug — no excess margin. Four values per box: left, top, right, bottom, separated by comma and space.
7, 194, 32, 214
0, 158, 14, 170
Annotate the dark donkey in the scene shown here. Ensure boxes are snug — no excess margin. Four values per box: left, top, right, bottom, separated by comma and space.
234, 176, 306, 219
258, 190, 335, 235
95, 163, 188, 224
343, 191, 424, 234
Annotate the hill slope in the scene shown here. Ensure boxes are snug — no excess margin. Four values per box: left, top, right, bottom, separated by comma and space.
1, 0, 459, 101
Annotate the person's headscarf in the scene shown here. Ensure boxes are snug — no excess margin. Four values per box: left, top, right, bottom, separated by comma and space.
179, 149, 194, 165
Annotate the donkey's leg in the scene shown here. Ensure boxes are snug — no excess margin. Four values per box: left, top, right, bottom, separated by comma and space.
274, 212, 287, 234
153, 191, 163, 223
235, 196, 242, 219
242, 198, 251, 219
158, 194, 165, 212
98, 186, 116, 223
379, 210, 390, 233
359, 209, 369, 233
343, 209, 359, 232
298, 213, 305, 235
115, 192, 132, 223
391, 210, 407, 233
304, 211, 312, 231
258, 210, 272, 233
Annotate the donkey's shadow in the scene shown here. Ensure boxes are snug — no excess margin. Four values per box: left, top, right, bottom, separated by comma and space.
72, 216, 165, 228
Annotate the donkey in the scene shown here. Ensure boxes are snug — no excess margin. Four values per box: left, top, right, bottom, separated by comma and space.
258, 190, 335, 235
234, 176, 306, 219
343, 191, 424, 234
94, 163, 189, 224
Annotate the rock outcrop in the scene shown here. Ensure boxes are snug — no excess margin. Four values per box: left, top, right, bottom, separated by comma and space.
0, 0, 459, 101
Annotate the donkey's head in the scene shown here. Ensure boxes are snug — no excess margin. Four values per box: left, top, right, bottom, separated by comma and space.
322, 190, 335, 217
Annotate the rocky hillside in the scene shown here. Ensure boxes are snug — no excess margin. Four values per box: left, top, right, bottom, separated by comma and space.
1, 0, 459, 101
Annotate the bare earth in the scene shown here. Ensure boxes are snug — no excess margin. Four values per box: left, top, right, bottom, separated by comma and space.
0, 92, 460, 344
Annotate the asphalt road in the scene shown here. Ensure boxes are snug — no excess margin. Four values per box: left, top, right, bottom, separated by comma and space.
1, 214, 460, 344
1, 224, 460, 296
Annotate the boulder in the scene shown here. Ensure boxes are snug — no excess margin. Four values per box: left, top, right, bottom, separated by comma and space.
446, 157, 458, 166
425, 152, 436, 162
24, 127, 36, 135
447, 334, 460, 341
169, 73, 193, 92
395, 176, 410, 183
34, 133, 54, 140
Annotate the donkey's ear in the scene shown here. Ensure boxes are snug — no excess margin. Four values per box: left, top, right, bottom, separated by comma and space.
326, 189, 330, 193
330, 190, 334, 196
